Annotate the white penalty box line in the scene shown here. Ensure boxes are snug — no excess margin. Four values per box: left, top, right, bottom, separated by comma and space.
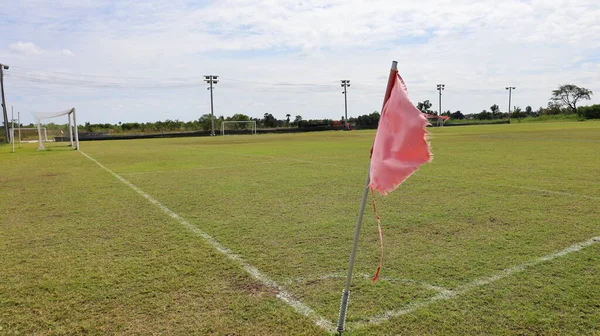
350, 235, 600, 330
79, 151, 336, 333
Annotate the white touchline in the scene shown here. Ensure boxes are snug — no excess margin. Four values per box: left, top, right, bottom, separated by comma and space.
79, 151, 335, 333
354, 236, 600, 329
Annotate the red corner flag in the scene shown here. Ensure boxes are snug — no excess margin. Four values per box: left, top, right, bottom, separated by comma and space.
370, 74, 431, 195
368, 73, 432, 283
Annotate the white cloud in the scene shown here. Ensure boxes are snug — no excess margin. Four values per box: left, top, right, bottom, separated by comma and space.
8, 42, 76, 58
9, 42, 43, 55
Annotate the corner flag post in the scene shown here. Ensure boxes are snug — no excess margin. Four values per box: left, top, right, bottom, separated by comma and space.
336, 61, 398, 334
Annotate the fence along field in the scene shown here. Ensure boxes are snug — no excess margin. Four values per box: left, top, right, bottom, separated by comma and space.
1, 121, 599, 335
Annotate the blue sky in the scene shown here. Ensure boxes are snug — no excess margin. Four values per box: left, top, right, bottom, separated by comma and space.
1, 0, 599, 125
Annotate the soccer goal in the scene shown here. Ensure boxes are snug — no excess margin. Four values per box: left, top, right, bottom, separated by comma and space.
10, 127, 49, 151
221, 121, 257, 135
33, 108, 79, 150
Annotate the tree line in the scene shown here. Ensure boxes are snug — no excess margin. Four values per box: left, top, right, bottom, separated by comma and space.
416, 84, 598, 121
10, 84, 595, 135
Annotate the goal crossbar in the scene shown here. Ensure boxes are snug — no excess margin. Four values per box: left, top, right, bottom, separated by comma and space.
221, 121, 257, 135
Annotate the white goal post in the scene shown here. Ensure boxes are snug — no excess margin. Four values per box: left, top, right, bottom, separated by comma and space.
33, 107, 79, 150
221, 121, 257, 135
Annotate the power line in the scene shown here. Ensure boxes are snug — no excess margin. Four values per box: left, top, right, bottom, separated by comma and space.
9, 65, 204, 81
5, 73, 205, 89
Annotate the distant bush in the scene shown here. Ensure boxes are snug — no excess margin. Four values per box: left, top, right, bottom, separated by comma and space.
578, 104, 600, 119
519, 114, 581, 123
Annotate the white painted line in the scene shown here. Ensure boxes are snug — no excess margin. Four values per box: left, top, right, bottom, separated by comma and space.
119, 161, 281, 175
354, 236, 600, 329
79, 151, 335, 333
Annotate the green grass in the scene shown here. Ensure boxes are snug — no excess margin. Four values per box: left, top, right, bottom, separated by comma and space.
1, 121, 599, 335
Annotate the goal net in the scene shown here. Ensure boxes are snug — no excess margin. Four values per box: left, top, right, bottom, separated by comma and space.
10, 127, 48, 144
221, 121, 257, 135
32, 108, 79, 150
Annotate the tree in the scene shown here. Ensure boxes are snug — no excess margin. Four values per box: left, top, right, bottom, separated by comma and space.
477, 110, 493, 120
292, 115, 303, 127
450, 111, 464, 120
551, 84, 593, 114
198, 114, 214, 131
285, 114, 291, 125
544, 101, 564, 115
417, 100, 433, 114
490, 104, 500, 114
511, 106, 524, 120
578, 104, 600, 119
263, 113, 277, 128
525, 106, 533, 116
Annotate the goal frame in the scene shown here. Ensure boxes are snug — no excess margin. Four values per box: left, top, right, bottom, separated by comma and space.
34, 108, 79, 150
221, 121, 257, 135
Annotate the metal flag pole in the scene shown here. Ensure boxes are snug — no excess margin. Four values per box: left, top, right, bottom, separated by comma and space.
336, 61, 398, 334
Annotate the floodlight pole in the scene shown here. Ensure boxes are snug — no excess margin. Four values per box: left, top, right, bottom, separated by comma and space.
204, 75, 219, 136
0, 63, 9, 142
437, 84, 445, 127
341, 80, 351, 130
506, 87, 515, 117
336, 61, 398, 335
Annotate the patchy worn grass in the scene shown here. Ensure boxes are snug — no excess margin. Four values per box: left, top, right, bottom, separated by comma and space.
1, 120, 599, 335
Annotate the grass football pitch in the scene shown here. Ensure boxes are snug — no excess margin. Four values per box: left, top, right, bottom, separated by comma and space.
1, 121, 599, 335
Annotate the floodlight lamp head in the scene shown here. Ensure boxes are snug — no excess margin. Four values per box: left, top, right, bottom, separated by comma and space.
2, 65, 8, 70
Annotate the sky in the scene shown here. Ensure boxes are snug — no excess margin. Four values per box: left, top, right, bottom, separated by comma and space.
1, 0, 599, 125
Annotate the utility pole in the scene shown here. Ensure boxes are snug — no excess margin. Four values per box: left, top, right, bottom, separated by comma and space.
1, 63, 9, 142
204, 75, 219, 136
437, 84, 445, 127
506, 87, 516, 117
341, 80, 350, 130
